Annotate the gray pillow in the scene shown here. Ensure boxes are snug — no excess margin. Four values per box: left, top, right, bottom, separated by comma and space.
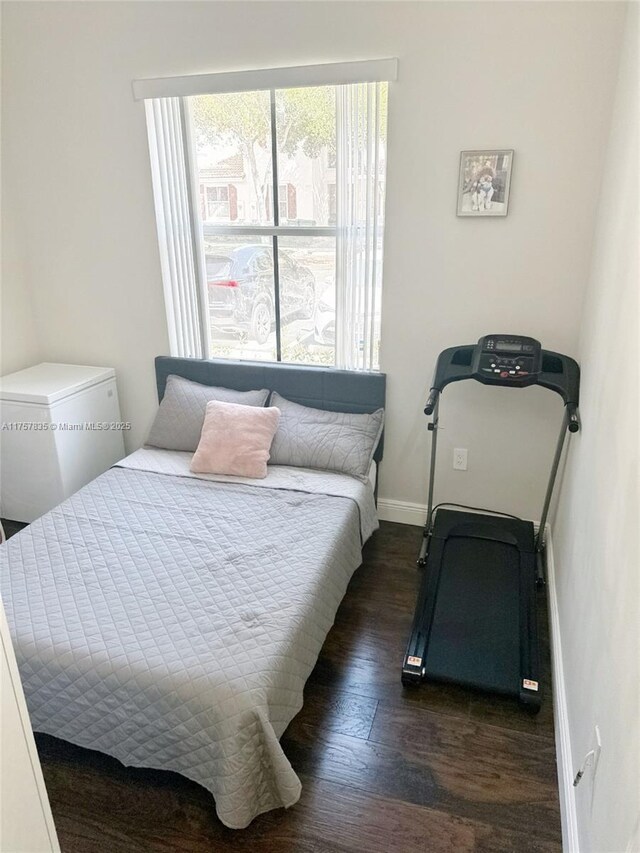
268, 392, 384, 481
146, 375, 270, 452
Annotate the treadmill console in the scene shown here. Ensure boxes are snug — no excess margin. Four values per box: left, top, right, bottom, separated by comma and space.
473, 334, 542, 385
424, 333, 579, 415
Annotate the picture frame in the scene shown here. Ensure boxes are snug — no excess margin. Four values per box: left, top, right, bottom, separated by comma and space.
457, 149, 514, 217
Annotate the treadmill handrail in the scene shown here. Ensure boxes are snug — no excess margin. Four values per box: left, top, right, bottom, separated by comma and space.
425, 343, 580, 413
427, 344, 475, 396
538, 349, 580, 407
424, 388, 440, 416
566, 402, 580, 433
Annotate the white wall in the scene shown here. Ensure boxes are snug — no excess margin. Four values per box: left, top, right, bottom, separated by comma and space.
553, 5, 639, 851
0, 1, 626, 520
0, 5, 39, 376
0, 203, 40, 375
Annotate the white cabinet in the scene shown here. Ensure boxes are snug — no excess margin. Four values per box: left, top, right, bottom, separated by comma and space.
0, 363, 126, 522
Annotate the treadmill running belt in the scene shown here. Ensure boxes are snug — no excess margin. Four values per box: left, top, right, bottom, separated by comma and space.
425, 537, 520, 694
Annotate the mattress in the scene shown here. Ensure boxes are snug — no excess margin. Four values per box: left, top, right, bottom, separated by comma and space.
0, 451, 377, 828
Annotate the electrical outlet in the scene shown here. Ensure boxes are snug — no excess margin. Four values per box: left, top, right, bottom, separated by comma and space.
573, 725, 603, 795
588, 725, 602, 815
592, 725, 602, 778
453, 448, 468, 470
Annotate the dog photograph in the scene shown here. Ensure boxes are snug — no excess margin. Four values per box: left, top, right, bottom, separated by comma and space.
457, 150, 513, 216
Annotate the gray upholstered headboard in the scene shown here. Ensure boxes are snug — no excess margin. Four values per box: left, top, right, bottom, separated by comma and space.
155, 356, 387, 462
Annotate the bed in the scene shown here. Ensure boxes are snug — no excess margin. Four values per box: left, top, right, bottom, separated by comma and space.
0, 357, 386, 829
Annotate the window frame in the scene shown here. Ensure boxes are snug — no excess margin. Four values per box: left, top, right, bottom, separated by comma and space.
139, 60, 396, 368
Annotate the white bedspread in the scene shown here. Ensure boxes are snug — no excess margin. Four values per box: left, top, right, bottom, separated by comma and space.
0, 453, 378, 828
118, 447, 379, 541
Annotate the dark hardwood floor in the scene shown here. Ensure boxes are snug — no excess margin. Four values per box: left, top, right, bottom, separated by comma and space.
6, 519, 562, 852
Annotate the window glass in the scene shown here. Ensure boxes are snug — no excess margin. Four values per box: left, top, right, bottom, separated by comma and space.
278, 236, 335, 366
185, 82, 383, 367
191, 90, 274, 226
203, 235, 277, 362
275, 87, 336, 227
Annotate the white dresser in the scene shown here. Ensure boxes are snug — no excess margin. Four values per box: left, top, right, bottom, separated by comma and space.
0, 363, 126, 522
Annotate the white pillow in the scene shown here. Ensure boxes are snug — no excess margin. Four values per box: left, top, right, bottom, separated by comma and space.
146, 375, 269, 452
268, 392, 384, 481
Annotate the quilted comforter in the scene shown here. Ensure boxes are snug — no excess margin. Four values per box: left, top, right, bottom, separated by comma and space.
0, 451, 377, 828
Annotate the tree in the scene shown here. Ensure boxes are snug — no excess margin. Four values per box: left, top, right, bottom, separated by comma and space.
192, 90, 272, 222
191, 85, 388, 223
192, 87, 335, 222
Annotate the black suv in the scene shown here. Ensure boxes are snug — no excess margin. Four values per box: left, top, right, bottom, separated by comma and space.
207, 246, 315, 344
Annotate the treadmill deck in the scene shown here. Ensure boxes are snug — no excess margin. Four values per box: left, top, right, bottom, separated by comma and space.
404, 510, 540, 707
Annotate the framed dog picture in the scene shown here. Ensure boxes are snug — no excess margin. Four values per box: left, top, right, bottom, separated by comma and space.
457, 150, 514, 216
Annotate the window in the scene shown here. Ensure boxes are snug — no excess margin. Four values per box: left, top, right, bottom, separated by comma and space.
204, 186, 230, 220
266, 184, 297, 222
139, 60, 396, 369
191, 86, 342, 365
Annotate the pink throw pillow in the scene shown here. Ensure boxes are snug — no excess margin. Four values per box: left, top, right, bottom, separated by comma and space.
190, 400, 280, 479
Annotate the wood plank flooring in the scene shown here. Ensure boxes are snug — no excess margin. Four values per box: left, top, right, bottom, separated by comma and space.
5, 519, 562, 852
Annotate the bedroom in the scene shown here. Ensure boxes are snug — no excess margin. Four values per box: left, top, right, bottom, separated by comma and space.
0, 2, 637, 852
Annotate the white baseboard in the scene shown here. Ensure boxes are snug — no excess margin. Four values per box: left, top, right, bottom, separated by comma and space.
376, 498, 544, 533
545, 529, 580, 853
377, 498, 426, 527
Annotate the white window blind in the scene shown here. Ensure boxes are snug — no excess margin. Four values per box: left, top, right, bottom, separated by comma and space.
145, 98, 203, 358
336, 82, 385, 370
139, 61, 395, 369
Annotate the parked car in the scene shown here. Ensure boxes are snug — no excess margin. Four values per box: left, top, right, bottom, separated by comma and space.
313, 280, 336, 346
206, 246, 315, 345
313, 280, 381, 354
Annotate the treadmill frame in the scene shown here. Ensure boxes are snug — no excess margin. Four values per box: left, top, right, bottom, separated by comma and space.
405, 337, 580, 708
417, 342, 580, 579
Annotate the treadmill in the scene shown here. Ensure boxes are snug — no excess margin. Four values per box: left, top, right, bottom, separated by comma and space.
402, 334, 580, 711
